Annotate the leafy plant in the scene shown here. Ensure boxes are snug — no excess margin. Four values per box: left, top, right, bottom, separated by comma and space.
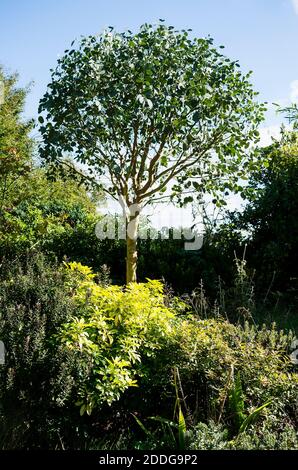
0, 253, 85, 449
132, 371, 190, 450
0, 167, 102, 260
39, 22, 265, 282
228, 371, 272, 436
188, 418, 298, 450
0, 67, 33, 217
58, 263, 181, 413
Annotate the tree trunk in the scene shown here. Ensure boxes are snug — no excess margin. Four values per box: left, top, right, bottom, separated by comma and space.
126, 214, 139, 283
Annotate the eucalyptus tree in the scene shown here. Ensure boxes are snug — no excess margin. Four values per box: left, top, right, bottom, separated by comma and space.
39, 22, 265, 282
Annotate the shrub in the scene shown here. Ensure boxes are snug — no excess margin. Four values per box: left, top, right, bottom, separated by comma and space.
56, 263, 298, 450
146, 318, 297, 418
58, 262, 179, 414
232, 417, 298, 450
3, 257, 294, 450
188, 421, 230, 450
0, 253, 85, 449
187, 418, 298, 450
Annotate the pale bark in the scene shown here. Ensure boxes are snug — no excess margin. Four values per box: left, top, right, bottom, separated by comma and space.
126, 214, 139, 283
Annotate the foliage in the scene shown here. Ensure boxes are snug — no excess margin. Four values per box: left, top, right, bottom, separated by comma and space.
228, 372, 246, 432
133, 369, 190, 450
0, 256, 296, 450
137, 231, 230, 295
133, 405, 190, 450
0, 167, 102, 260
188, 419, 298, 450
39, 22, 265, 203
127, 316, 297, 450
0, 253, 86, 449
228, 371, 272, 435
279, 103, 298, 126
55, 263, 297, 450
39, 21, 265, 281
0, 60, 297, 450
0, 67, 34, 215
0, 67, 103, 262
231, 418, 298, 450
58, 263, 179, 413
220, 133, 298, 296
138, 317, 297, 435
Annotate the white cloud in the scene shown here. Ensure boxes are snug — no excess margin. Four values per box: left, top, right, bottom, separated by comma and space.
259, 125, 282, 147
291, 0, 298, 14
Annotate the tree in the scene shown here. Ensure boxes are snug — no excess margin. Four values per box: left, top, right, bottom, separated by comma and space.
0, 67, 34, 214
0, 68, 104, 262
225, 132, 298, 295
39, 22, 265, 282
0, 166, 101, 259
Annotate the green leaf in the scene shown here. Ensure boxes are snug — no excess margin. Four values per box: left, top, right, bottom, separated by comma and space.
239, 400, 272, 434
38, 22, 265, 242
229, 372, 246, 432
178, 406, 186, 450
132, 414, 153, 437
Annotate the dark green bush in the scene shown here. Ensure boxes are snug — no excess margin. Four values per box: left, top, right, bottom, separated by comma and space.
0, 253, 88, 449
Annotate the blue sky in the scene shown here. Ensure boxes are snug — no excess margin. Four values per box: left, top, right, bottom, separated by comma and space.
1, 0, 298, 225
1, 0, 298, 133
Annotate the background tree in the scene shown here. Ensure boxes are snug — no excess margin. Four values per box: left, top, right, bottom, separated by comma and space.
223, 131, 298, 297
0, 166, 101, 260
39, 22, 265, 282
0, 67, 106, 265
0, 67, 34, 214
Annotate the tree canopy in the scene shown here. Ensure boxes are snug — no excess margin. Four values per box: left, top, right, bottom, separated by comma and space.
225, 131, 298, 293
0, 67, 34, 213
39, 22, 265, 281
